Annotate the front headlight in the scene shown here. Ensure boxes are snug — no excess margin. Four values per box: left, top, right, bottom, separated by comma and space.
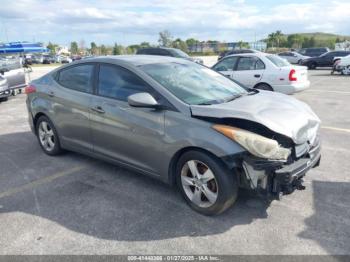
213, 125, 291, 161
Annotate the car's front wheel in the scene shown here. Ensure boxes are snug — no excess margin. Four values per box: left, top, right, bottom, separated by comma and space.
255, 83, 273, 91
176, 151, 238, 215
36, 116, 63, 156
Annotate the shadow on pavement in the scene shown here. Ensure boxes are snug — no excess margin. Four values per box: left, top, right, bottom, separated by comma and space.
299, 180, 350, 254
0, 131, 270, 241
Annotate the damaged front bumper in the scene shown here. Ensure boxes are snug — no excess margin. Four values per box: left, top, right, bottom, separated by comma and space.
241, 139, 321, 199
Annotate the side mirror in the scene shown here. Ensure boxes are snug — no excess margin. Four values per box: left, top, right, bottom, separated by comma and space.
128, 92, 159, 108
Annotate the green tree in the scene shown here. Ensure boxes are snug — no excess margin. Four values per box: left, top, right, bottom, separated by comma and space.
70, 41, 78, 55
100, 44, 107, 55
140, 42, 151, 48
158, 30, 173, 47
47, 42, 58, 54
90, 42, 98, 55
171, 38, 188, 52
185, 38, 200, 47
112, 43, 122, 55
237, 40, 249, 49
287, 34, 304, 49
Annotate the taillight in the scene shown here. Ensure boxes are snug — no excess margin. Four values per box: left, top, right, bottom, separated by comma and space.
289, 69, 297, 81
25, 84, 36, 94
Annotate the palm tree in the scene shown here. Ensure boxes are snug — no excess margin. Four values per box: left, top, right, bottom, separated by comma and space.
275, 30, 283, 48
268, 32, 277, 49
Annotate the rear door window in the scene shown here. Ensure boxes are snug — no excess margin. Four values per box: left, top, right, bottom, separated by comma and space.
57, 64, 94, 93
236, 57, 266, 70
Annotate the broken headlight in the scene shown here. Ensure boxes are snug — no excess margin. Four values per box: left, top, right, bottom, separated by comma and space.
213, 125, 291, 161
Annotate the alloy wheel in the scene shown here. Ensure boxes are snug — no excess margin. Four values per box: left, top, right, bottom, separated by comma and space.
38, 121, 55, 152
180, 160, 218, 208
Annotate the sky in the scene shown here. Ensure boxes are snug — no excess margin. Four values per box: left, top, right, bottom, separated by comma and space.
1, 0, 350, 46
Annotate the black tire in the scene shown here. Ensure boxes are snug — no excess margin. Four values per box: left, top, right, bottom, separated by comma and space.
0, 97, 8, 102
255, 83, 273, 91
308, 62, 317, 70
35, 115, 63, 156
176, 150, 238, 215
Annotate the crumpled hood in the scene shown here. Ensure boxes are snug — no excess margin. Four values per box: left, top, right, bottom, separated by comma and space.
191, 90, 321, 144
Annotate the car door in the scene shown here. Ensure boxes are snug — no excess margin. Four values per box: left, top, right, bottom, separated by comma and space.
320, 52, 336, 66
90, 63, 165, 174
52, 63, 95, 152
212, 56, 239, 78
289, 52, 299, 64
231, 56, 265, 88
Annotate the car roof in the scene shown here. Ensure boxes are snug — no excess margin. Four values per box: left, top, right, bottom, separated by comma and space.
71, 55, 190, 66
139, 47, 177, 51
224, 52, 268, 59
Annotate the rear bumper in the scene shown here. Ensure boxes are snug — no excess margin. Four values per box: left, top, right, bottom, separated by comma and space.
0, 89, 11, 98
273, 81, 310, 95
242, 139, 321, 198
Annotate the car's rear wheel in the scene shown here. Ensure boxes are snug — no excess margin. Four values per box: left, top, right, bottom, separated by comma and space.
36, 116, 63, 156
308, 62, 317, 70
176, 151, 238, 215
0, 97, 8, 102
255, 83, 273, 91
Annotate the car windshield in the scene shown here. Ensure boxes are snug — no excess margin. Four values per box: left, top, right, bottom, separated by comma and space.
266, 55, 290, 67
140, 62, 247, 105
169, 49, 190, 59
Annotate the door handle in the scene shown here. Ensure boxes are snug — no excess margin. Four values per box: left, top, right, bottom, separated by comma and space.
48, 91, 55, 97
91, 106, 105, 114
254, 74, 261, 78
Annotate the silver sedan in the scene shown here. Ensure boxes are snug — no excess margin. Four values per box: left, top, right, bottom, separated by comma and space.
26, 56, 321, 215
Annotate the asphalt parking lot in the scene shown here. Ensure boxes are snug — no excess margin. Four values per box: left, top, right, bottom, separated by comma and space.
0, 65, 349, 255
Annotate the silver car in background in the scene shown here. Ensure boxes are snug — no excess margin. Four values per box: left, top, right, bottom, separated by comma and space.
0, 58, 26, 101
26, 56, 321, 215
278, 51, 310, 64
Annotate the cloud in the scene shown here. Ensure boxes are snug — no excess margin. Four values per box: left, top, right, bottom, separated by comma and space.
0, 0, 349, 45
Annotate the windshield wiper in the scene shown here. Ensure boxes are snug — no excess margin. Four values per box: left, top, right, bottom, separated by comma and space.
224, 94, 243, 103
247, 88, 259, 95
197, 102, 214, 105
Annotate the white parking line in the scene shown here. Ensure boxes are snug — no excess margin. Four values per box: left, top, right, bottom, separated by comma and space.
321, 126, 350, 134
305, 90, 350, 95
0, 166, 85, 199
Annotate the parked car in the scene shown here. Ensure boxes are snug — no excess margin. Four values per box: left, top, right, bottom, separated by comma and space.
26, 55, 321, 215
0, 75, 10, 102
300, 51, 350, 69
0, 59, 26, 96
43, 55, 55, 64
136, 47, 203, 64
31, 55, 44, 64
218, 49, 258, 61
71, 55, 82, 61
212, 53, 310, 94
278, 51, 309, 64
298, 47, 329, 57
61, 56, 72, 64
332, 55, 350, 75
